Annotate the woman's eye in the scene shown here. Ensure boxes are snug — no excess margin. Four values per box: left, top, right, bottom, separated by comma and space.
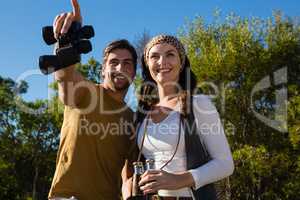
150, 55, 159, 59
167, 53, 175, 57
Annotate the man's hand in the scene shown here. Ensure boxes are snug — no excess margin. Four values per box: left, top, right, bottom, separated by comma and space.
122, 160, 134, 200
53, 0, 82, 40
122, 177, 133, 200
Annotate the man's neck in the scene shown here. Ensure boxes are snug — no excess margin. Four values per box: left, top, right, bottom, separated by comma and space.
101, 83, 127, 103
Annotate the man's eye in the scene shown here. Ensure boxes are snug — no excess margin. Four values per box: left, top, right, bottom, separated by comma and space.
110, 61, 118, 66
124, 62, 131, 66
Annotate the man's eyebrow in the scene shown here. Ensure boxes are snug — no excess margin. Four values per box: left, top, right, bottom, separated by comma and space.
166, 49, 177, 54
123, 58, 134, 62
109, 58, 133, 62
109, 58, 119, 62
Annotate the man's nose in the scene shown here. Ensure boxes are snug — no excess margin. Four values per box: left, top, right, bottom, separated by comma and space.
115, 62, 125, 71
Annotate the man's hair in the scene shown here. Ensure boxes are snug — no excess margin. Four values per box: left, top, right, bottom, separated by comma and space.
102, 39, 137, 70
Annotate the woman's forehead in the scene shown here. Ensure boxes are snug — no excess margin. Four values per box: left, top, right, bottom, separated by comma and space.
149, 43, 178, 54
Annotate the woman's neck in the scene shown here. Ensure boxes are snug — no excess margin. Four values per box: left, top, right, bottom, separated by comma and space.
157, 84, 179, 105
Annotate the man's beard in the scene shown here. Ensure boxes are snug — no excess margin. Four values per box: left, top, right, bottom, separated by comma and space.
108, 72, 131, 91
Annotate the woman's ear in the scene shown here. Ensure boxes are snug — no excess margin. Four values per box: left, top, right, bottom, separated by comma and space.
180, 55, 188, 72
180, 66, 184, 72
183, 55, 188, 67
141, 55, 148, 69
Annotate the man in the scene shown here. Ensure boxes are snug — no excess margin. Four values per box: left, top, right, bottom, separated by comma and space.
48, 0, 137, 199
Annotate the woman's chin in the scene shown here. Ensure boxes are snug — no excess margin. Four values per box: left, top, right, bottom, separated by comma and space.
155, 76, 178, 86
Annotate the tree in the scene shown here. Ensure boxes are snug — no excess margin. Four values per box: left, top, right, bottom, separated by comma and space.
131, 30, 152, 110
179, 11, 300, 199
0, 76, 27, 199
0, 76, 62, 200
133, 29, 151, 66
76, 57, 102, 83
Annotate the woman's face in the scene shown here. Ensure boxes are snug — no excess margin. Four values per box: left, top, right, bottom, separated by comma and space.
147, 43, 181, 86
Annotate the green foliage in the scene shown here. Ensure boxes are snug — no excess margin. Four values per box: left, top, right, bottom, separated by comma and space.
76, 57, 102, 83
0, 76, 61, 200
133, 74, 143, 93
0, 57, 104, 199
232, 145, 299, 199
180, 11, 300, 199
288, 85, 300, 149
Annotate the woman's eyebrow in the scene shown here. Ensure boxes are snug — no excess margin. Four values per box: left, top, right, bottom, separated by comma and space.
149, 52, 160, 55
150, 50, 176, 55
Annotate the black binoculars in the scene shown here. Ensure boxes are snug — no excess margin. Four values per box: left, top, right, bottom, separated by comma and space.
39, 21, 94, 75
129, 160, 158, 200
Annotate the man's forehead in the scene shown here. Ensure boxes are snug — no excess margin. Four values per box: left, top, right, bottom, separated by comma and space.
107, 49, 133, 60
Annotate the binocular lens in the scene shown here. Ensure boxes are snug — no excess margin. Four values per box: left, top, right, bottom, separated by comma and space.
42, 26, 56, 45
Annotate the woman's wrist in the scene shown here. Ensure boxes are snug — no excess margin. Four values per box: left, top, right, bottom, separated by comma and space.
175, 171, 195, 188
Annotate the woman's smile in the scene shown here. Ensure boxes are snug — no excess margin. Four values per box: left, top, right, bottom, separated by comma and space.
156, 67, 172, 74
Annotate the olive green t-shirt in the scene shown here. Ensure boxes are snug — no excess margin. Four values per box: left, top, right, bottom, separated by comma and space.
48, 84, 138, 200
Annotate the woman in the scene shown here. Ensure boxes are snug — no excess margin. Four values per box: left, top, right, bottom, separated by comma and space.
126, 35, 234, 200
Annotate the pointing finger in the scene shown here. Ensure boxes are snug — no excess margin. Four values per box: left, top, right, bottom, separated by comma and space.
71, 0, 81, 21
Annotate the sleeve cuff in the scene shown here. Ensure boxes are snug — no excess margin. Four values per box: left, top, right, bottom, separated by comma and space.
189, 169, 202, 190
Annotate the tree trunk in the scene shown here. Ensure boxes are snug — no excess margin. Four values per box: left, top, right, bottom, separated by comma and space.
32, 165, 39, 200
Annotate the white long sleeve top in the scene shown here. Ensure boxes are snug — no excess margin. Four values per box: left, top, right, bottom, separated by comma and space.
137, 95, 234, 197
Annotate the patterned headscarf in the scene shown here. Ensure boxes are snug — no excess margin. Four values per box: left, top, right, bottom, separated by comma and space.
144, 35, 186, 66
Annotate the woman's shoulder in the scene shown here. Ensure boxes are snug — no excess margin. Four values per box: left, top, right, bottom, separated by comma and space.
192, 94, 218, 115
192, 94, 211, 101
192, 94, 213, 106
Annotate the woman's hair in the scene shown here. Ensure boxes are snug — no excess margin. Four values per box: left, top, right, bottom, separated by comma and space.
135, 50, 198, 125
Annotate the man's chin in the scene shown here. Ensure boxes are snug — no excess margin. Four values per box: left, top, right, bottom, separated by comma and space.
113, 82, 130, 91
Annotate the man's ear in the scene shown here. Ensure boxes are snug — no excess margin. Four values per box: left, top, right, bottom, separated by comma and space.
133, 70, 136, 79
101, 64, 106, 78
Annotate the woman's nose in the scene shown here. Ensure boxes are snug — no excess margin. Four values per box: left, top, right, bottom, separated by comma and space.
158, 55, 167, 66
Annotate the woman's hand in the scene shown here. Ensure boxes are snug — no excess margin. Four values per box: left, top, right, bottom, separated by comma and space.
138, 169, 195, 195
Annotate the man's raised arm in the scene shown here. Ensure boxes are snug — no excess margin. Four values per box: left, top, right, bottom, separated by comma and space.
53, 0, 90, 106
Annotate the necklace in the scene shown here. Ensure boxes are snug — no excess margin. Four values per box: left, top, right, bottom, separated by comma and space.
137, 113, 182, 170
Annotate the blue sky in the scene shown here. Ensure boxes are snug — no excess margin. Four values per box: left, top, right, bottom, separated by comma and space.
0, 0, 298, 102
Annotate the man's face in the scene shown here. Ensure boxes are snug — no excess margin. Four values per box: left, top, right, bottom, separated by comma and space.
102, 49, 136, 91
